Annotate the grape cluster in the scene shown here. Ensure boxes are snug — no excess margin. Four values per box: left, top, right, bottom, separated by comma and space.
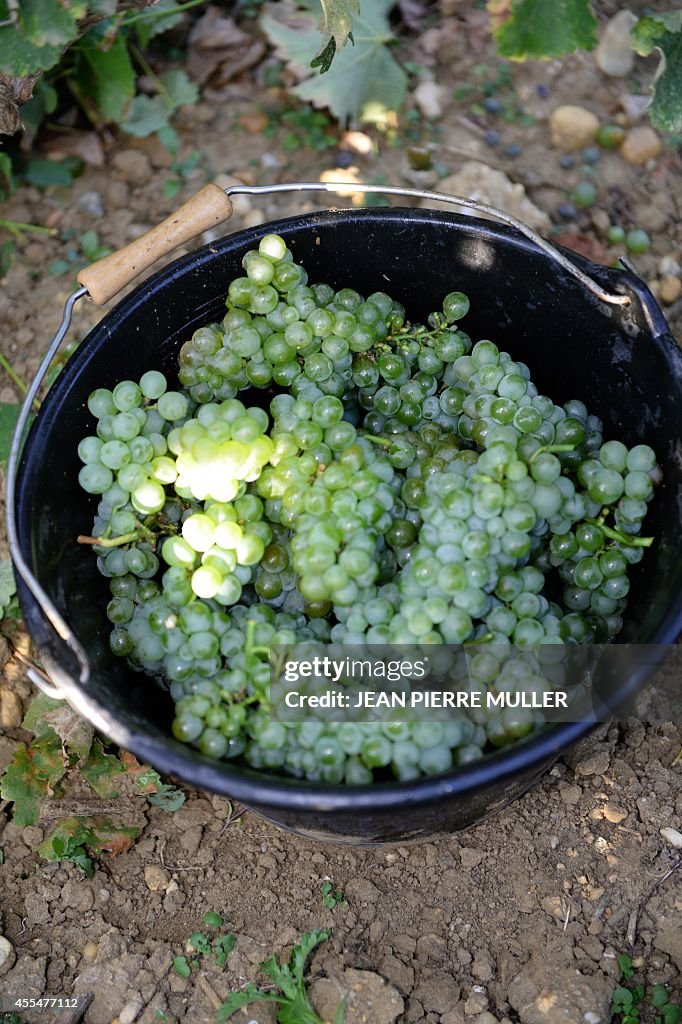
76, 233, 660, 784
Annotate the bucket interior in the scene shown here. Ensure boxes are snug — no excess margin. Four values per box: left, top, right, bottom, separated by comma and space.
13, 208, 682, 825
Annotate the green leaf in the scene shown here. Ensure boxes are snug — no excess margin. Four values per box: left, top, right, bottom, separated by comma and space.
134, 764, 186, 811
82, 32, 136, 124
289, 929, 331, 986
662, 1005, 681, 1024
213, 933, 236, 967
261, 0, 406, 123
203, 911, 224, 928
493, 0, 597, 60
173, 955, 191, 978
23, 158, 75, 188
0, 239, 13, 278
188, 931, 212, 954
0, 738, 66, 826
22, 692, 63, 737
0, 26, 62, 75
123, 95, 170, 137
215, 985, 280, 1022
0, 402, 23, 468
314, 0, 360, 59
619, 953, 634, 978
19, 0, 79, 48
0, 847, 5, 865
632, 12, 682, 133
612, 986, 635, 1010
81, 739, 126, 798
159, 69, 199, 108
333, 996, 347, 1024
147, 786, 186, 812
0, 559, 16, 611
133, 0, 187, 48
652, 986, 672, 1009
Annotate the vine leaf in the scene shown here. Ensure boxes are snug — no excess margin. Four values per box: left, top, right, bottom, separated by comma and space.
261, 0, 406, 123
313, 0, 360, 67
490, 0, 597, 60
632, 11, 682, 132
0, 740, 66, 826
80, 30, 136, 124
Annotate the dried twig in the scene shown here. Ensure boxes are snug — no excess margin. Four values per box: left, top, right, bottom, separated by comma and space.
198, 975, 223, 1011
219, 800, 245, 837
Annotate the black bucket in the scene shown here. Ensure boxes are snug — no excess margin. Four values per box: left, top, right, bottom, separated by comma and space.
11, 208, 682, 844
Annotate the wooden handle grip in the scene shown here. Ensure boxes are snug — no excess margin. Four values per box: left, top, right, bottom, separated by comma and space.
77, 184, 234, 305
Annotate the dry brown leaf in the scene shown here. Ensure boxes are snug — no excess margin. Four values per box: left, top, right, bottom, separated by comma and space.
187, 6, 266, 86
43, 132, 105, 168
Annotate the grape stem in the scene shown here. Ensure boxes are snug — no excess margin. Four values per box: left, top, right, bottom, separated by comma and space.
77, 520, 155, 547
585, 518, 653, 548
463, 632, 494, 646
363, 434, 394, 449
244, 619, 271, 659
528, 443, 577, 463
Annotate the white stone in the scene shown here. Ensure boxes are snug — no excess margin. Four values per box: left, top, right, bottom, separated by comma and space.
660, 826, 682, 849
414, 80, 446, 120
596, 11, 638, 77
424, 163, 551, 234
0, 935, 14, 972
119, 995, 144, 1024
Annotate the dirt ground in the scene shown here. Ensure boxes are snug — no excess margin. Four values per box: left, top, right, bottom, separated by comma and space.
0, 4, 681, 1023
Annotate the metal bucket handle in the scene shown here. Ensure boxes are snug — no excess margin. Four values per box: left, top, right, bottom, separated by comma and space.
5, 180, 634, 699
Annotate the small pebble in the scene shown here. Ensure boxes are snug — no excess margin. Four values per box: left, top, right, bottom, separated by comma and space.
82, 941, 99, 961
625, 229, 651, 254
549, 105, 600, 152
571, 181, 598, 207
261, 152, 282, 170
483, 97, 502, 114
581, 146, 601, 165
119, 995, 144, 1024
658, 275, 682, 305
603, 804, 628, 824
464, 987, 489, 1015
660, 826, 682, 849
112, 149, 152, 187
144, 864, 171, 892
620, 126, 662, 166
590, 208, 610, 233
414, 80, 446, 120
77, 190, 105, 218
596, 10, 638, 77
557, 202, 578, 222
619, 93, 652, 123
597, 124, 626, 149
659, 255, 681, 276
0, 689, 22, 728
0, 935, 16, 974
